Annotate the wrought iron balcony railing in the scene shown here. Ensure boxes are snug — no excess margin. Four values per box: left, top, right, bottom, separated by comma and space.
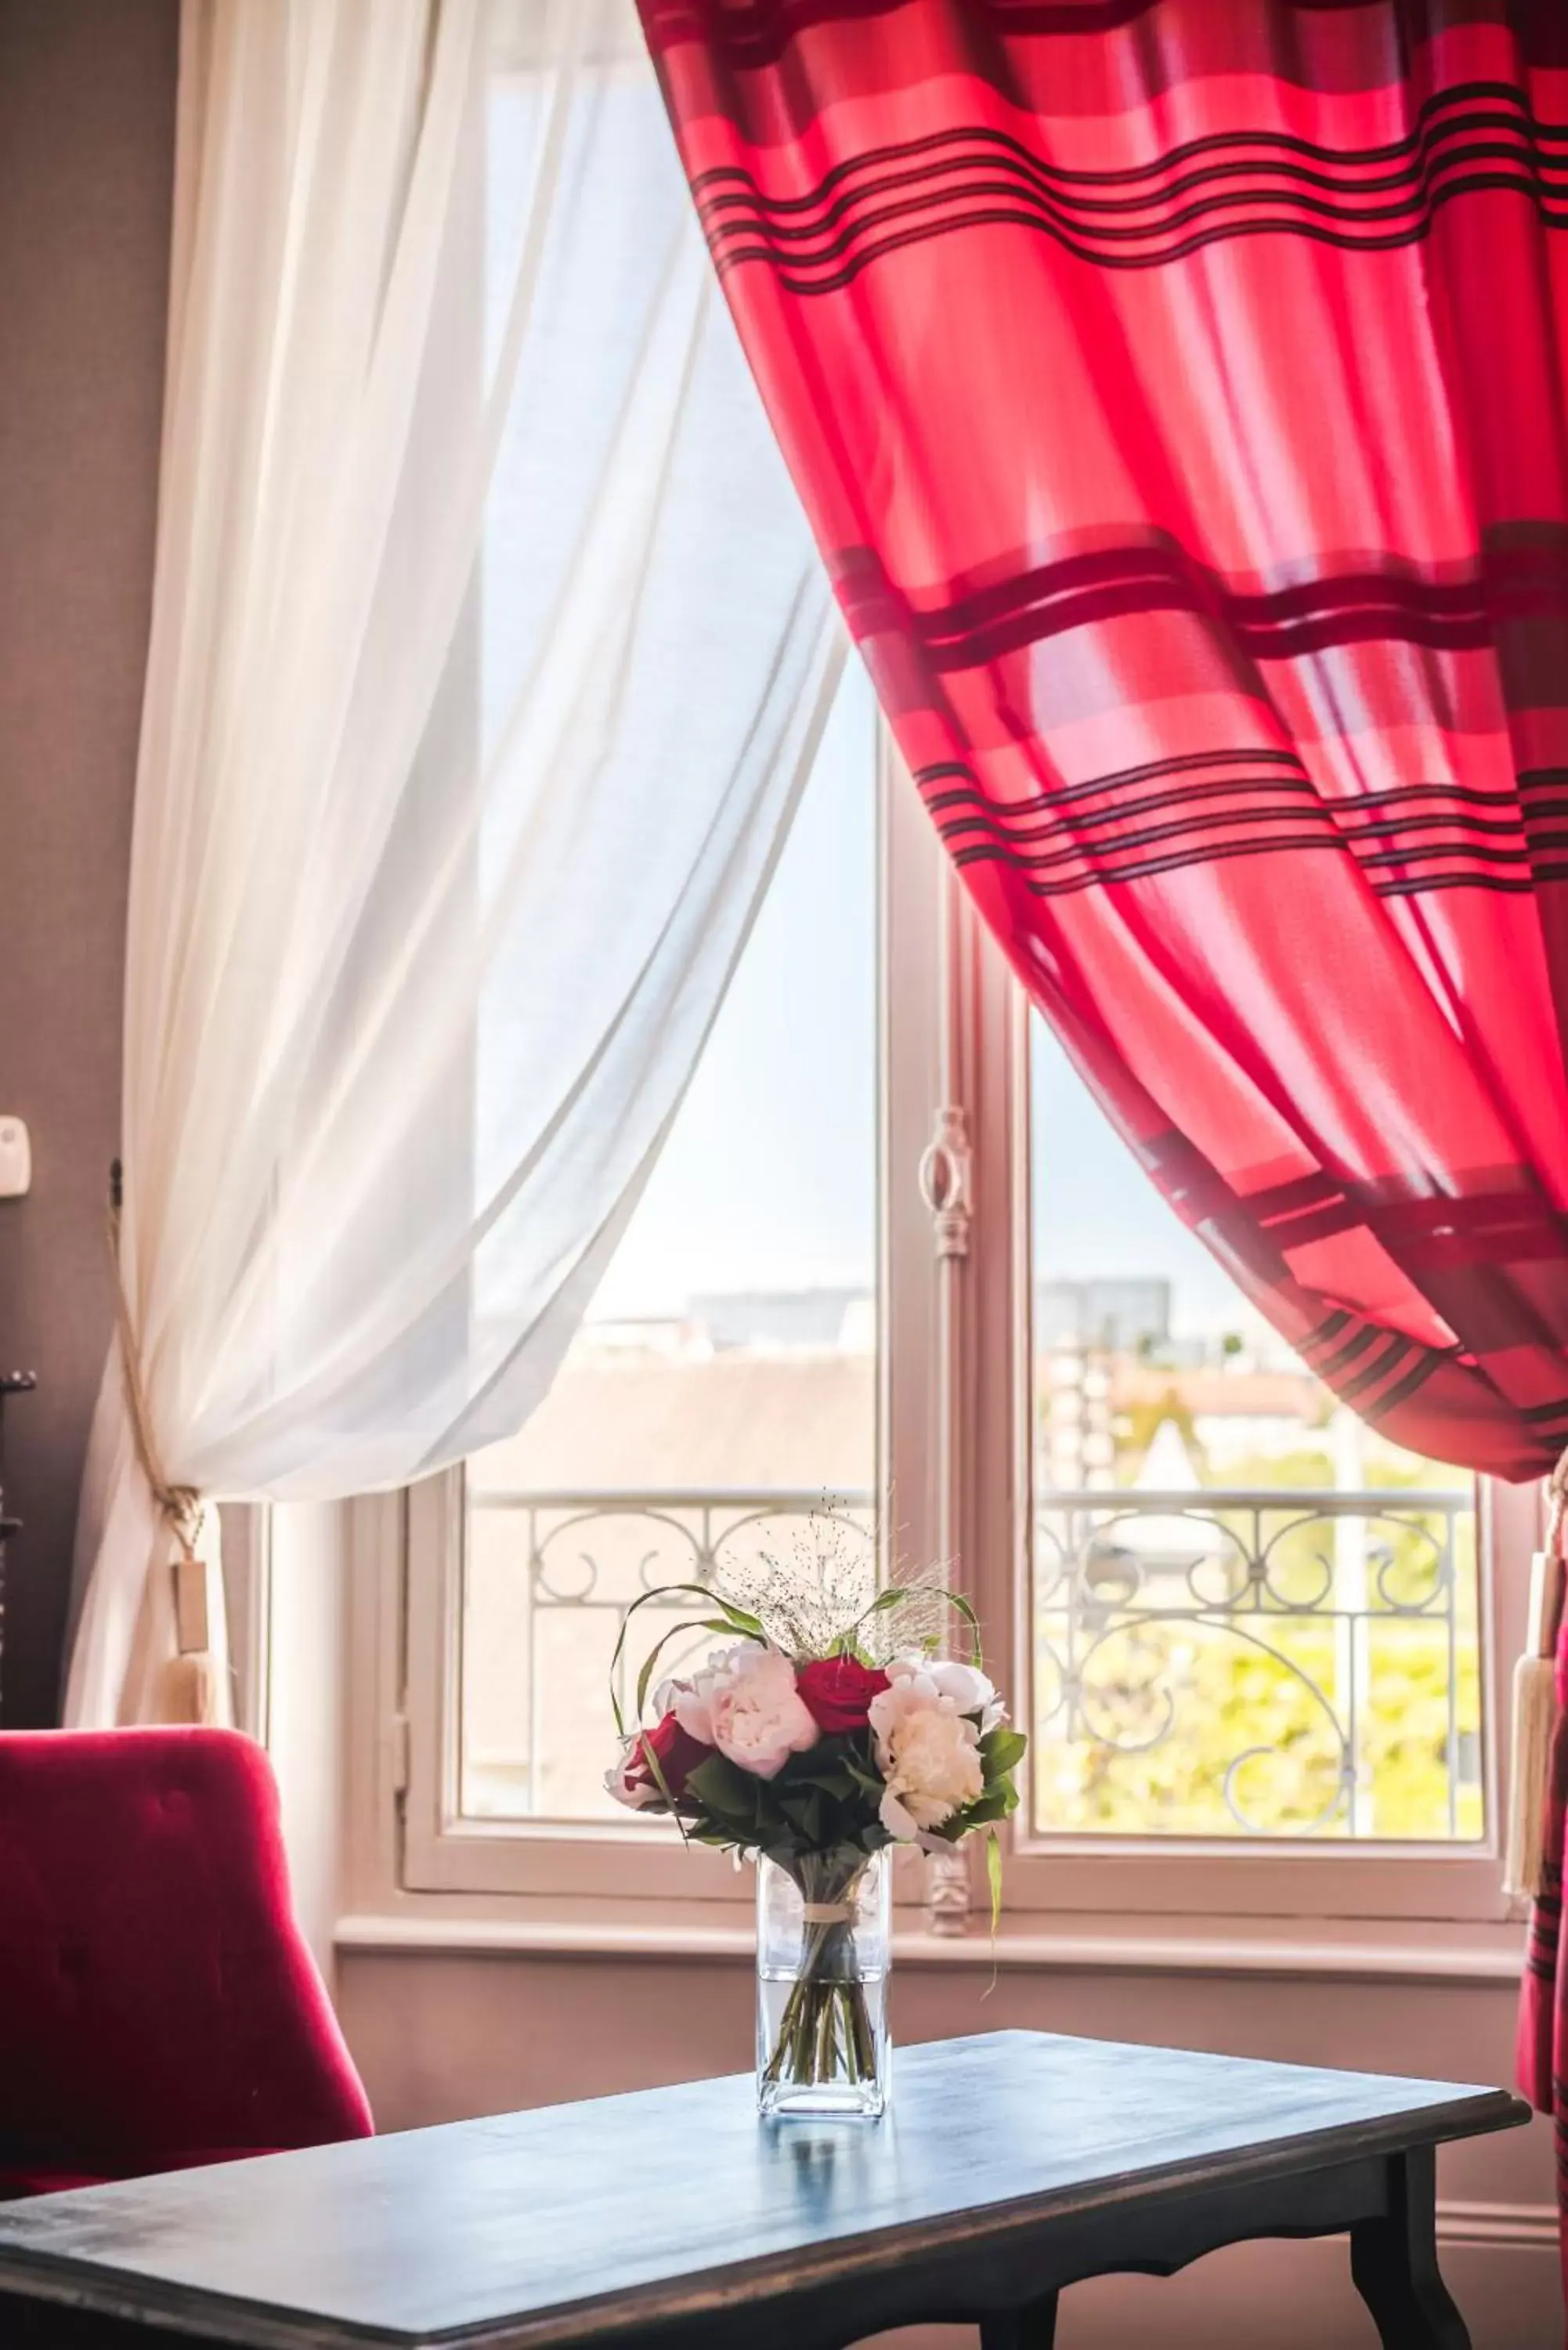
1034, 1484, 1478, 1841
464, 1481, 1478, 1841
465, 1490, 876, 1786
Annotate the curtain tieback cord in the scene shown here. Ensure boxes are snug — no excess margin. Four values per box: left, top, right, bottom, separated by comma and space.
107, 1160, 215, 1725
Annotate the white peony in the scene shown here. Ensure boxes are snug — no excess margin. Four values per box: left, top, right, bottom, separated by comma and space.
923, 1655, 1007, 1734
869, 1665, 986, 1841
666, 1641, 819, 1779
876, 1653, 1006, 1730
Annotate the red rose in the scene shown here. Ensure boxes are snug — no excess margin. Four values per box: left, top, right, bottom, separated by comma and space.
623, 1710, 710, 1802
795, 1655, 891, 1734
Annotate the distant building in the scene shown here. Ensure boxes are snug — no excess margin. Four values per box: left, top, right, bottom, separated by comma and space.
1035, 1277, 1171, 1354
572, 1316, 710, 1359
688, 1288, 872, 1354
471, 1349, 875, 1494
1039, 1347, 1117, 1491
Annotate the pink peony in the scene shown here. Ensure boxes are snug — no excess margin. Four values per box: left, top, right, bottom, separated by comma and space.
677, 1641, 819, 1779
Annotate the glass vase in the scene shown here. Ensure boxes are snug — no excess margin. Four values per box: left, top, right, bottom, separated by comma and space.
756, 1848, 891, 2119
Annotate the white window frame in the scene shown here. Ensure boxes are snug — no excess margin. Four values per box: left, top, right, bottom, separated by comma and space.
359, 720, 1536, 1938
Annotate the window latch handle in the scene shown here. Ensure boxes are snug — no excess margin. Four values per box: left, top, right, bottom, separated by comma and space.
918, 1107, 972, 1260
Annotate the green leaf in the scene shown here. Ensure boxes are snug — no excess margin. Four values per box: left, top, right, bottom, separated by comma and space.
953, 1787, 1013, 1827
779, 1734, 842, 1776
684, 1752, 760, 1817
986, 1828, 1003, 1937
689, 1816, 766, 1856
834, 1578, 988, 1679
686, 1748, 799, 1852
980, 1726, 1029, 1777
946, 1588, 984, 1668
607, 1583, 720, 1737
783, 1737, 862, 1802
710, 1600, 767, 1640
606, 1582, 764, 1737
777, 1788, 828, 1844
634, 1619, 715, 1728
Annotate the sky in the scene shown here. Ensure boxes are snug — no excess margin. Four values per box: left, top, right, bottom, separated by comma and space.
590, 661, 879, 1316
591, 658, 1244, 1340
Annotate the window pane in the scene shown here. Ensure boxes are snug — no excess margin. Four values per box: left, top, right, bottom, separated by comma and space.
460, 667, 878, 1820
1029, 1017, 1481, 1843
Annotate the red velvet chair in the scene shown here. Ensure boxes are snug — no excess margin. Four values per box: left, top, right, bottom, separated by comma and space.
0, 1727, 373, 2196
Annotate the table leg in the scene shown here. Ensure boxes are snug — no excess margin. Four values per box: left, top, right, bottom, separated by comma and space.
1349, 2149, 1471, 2349
980, 2295, 1058, 2349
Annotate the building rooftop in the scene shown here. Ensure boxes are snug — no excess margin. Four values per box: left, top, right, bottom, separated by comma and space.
471, 1349, 876, 1494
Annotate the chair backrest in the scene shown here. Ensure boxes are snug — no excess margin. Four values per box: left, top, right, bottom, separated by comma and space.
0, 1728, 372, 2175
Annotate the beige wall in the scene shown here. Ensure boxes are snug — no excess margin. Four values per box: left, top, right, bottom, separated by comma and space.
338, 1947, 1561, 2348
0, 0, 178, 1722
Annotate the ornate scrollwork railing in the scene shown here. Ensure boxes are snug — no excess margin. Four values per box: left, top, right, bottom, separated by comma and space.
463, 1488, 876, 1813
464, 1481, 1477, 1838
1034, 1485, 1478, 1840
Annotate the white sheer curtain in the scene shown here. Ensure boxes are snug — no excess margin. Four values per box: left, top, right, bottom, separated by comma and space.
64, 0, 843, 1725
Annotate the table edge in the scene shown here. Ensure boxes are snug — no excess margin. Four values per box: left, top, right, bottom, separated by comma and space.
0, 2087, 1530, 2350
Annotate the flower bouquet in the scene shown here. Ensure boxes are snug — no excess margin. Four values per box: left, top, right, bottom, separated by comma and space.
605, 1532, 1026, 2117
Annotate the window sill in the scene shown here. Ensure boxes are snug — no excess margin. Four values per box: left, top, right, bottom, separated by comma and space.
335, 1905, 1526, 1985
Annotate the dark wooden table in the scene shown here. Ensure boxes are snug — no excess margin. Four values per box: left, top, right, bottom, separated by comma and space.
0, 2030, 1529, 2349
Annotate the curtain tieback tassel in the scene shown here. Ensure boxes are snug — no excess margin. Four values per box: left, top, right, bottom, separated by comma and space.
107, 1162, 216, 1726
1502, 1457, 1567, 1902
159, 1543, 216, 1726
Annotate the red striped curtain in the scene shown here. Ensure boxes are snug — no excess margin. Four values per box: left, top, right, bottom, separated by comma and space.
638, 0, 1568, 2297
640, 0, 1568, 1484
